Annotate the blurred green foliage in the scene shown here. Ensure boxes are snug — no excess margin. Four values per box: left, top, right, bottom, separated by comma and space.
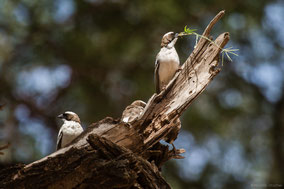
0, 0, 283, 188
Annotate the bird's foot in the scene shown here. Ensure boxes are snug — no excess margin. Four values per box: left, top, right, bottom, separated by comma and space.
169, 144, 186, 160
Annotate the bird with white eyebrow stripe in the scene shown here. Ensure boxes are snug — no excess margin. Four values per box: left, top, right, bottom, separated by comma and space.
56, 111, 83, 150
154, 32, 182, 148
155, 31, 180, 94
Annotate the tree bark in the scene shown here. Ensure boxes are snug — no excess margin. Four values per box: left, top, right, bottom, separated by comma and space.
0, 11, 229, 189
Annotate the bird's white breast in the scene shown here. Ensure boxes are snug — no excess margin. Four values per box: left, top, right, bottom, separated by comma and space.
157, 47, 180, 64
156, 47, 180, 86
59, 121, 83, 148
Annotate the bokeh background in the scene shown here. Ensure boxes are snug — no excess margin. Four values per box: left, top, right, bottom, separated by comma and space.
0, 0, 283, 188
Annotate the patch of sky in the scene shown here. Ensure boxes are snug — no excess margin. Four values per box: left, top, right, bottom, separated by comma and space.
221, 141, 248, 180
13, 3, 29, 25
248, 28, 275, 60
249, 63, 283, 102
174, 130, 211, 180
219, 89, 243, 109
16, 64, 71, 96
53, 0, 75, 23
264, 1, 284, 48
16, 64, 72, 106
228, 13, 246, 31
15, 104, 54, 156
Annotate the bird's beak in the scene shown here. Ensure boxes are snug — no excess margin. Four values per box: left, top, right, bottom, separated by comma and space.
174, 33, 179, 38
57, 114, 64, 119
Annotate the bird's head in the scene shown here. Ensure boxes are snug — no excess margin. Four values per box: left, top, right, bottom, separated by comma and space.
57, 111, 81, 123
130, 100, 146, 108
161, 31, 179, 48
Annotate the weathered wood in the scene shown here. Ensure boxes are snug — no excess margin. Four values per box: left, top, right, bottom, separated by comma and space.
0, 135, 170, 189
0, 11, 229, 189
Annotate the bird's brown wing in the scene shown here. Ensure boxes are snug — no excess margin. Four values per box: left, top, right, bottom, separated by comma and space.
56, 131, 63, 150
154, 59, 161, 94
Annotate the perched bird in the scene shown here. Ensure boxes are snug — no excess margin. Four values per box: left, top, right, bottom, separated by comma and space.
121, 100, 146, 124
154, 32, 182, 145
155, 31, 180, 94
56, 111, 83, 150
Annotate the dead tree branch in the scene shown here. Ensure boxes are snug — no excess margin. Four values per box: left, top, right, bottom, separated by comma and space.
0, 11, 229, 189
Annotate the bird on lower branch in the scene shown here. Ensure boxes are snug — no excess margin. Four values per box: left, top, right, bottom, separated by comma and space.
121, 100, 146, 124
56, 111, 83, 150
